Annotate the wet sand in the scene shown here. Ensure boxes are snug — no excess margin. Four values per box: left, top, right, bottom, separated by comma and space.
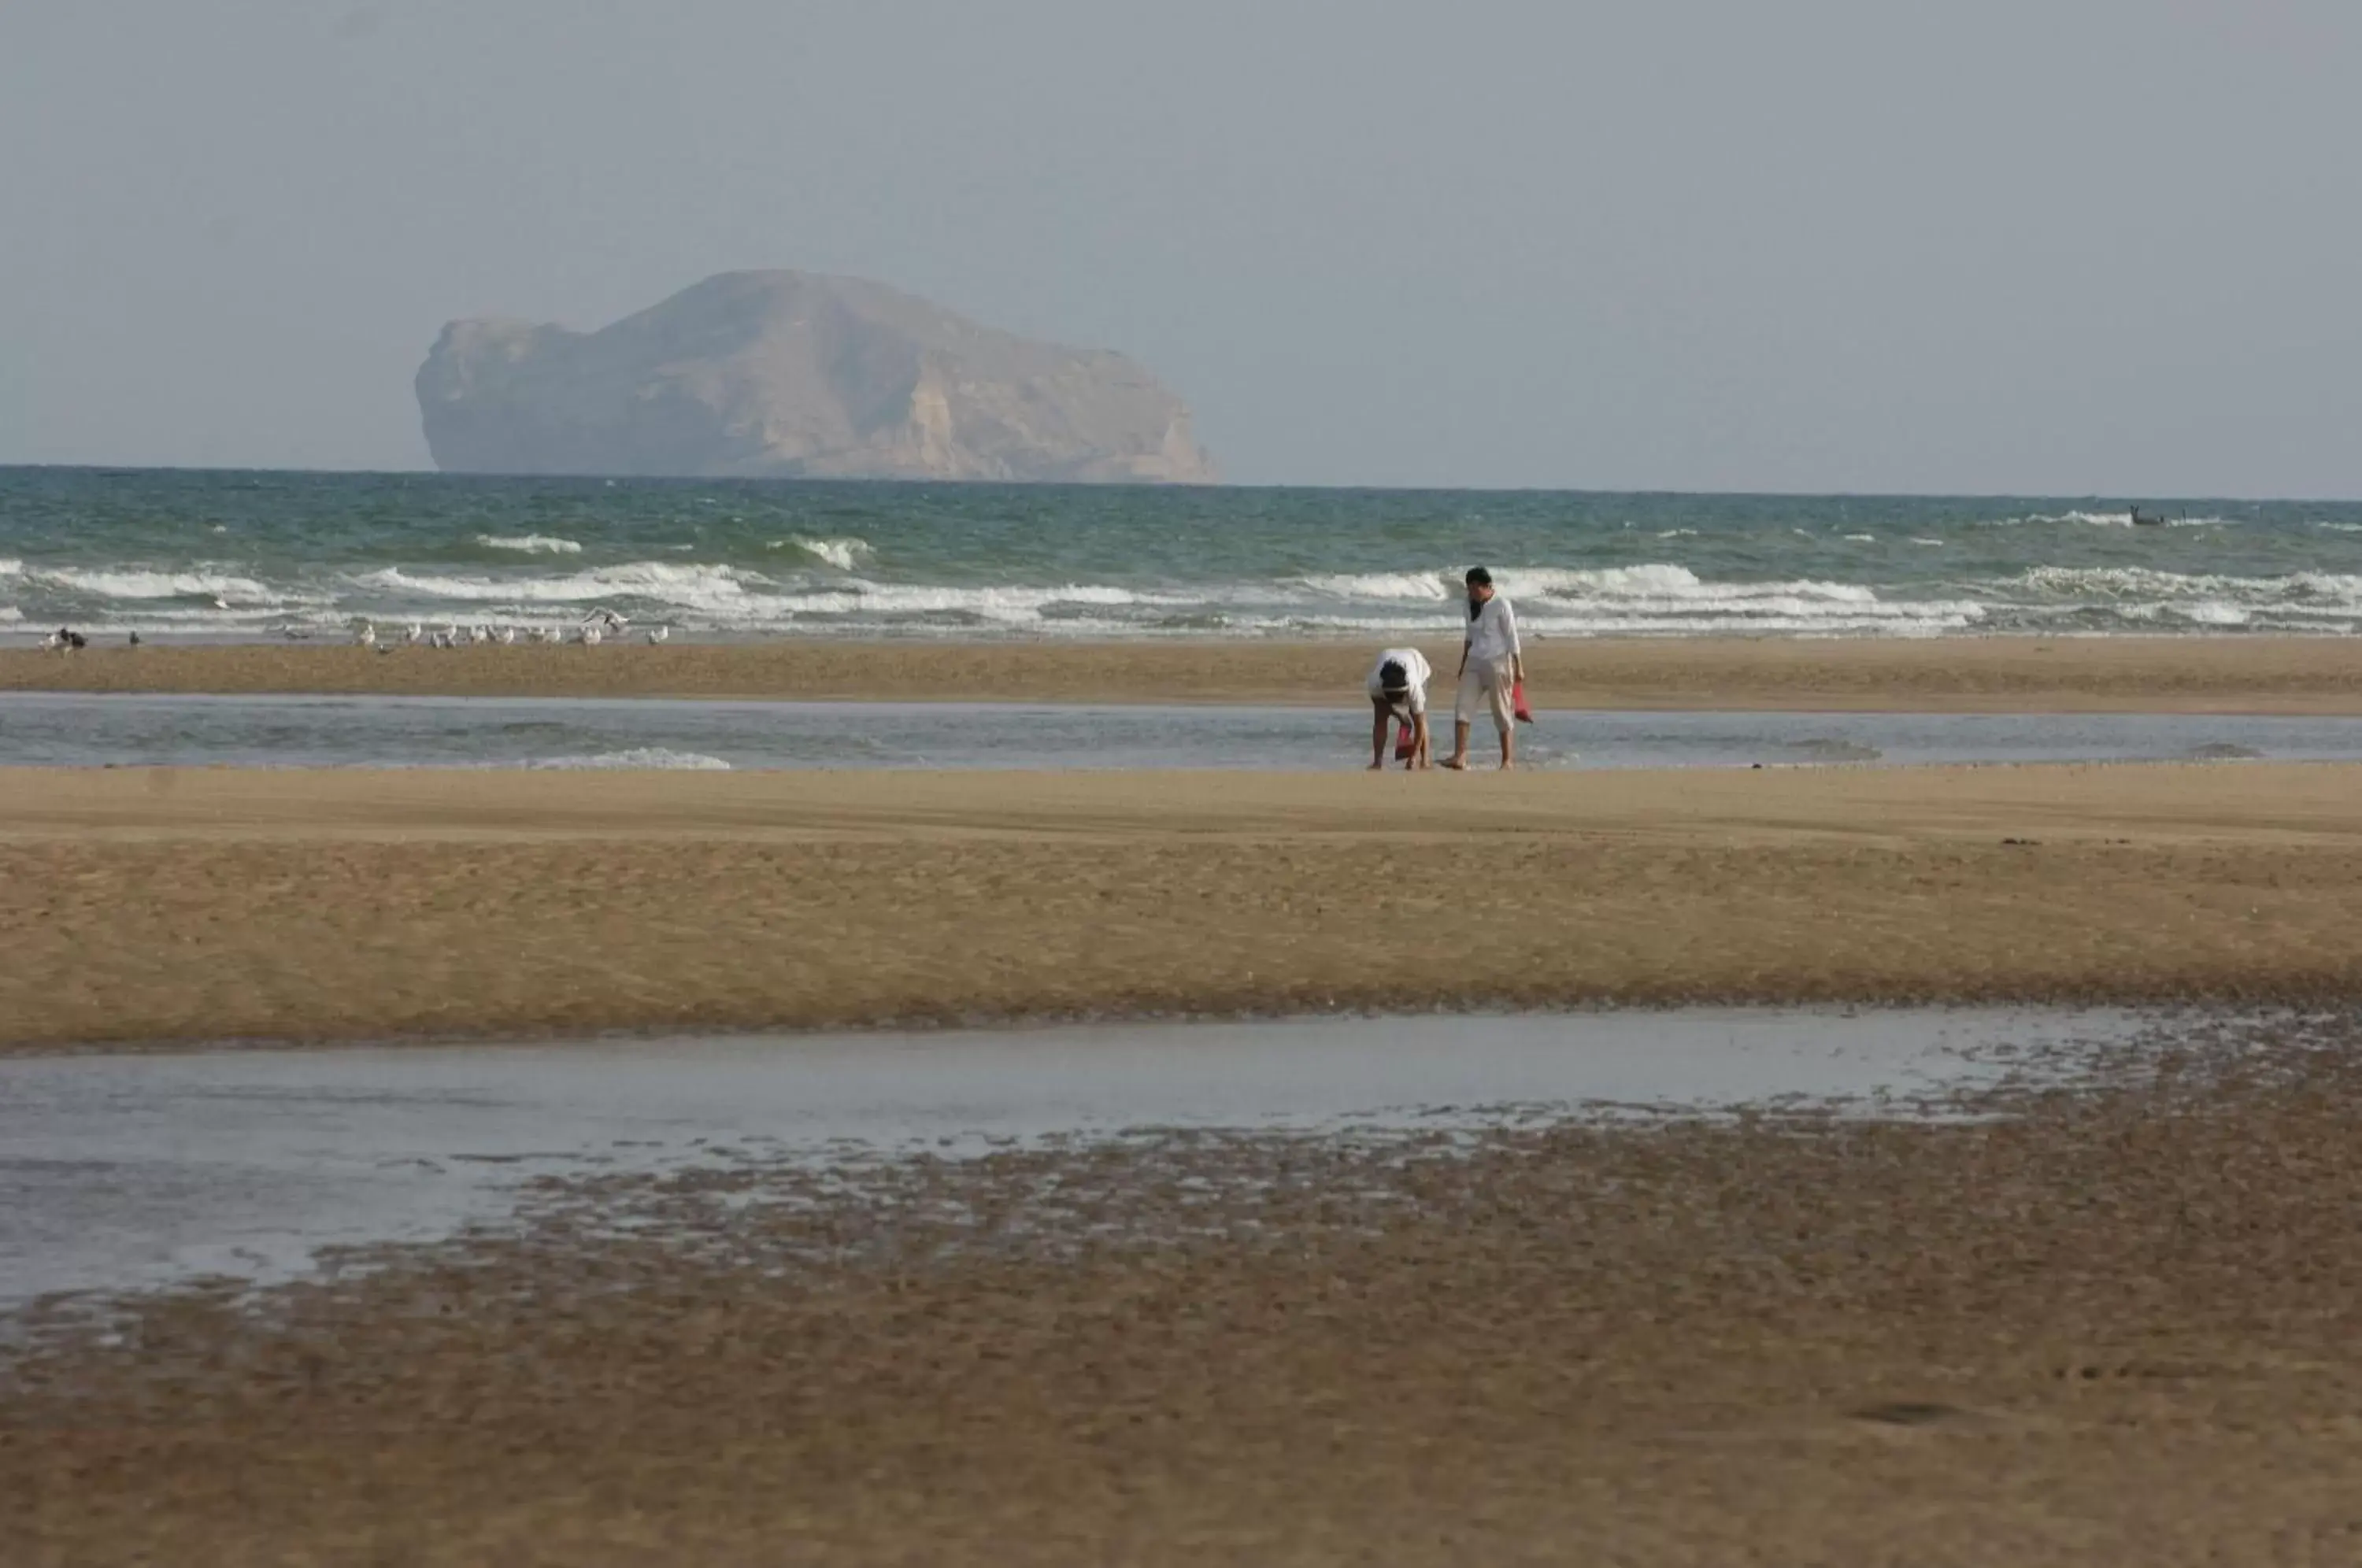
4, 764, 2360, 1049
10, 634, 2362, 712
9, 1014, 2362, 1564
0, 1009, 2112, 1305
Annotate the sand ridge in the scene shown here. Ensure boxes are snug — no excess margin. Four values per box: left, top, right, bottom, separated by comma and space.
9, 634, 2362, 711
4, 764, 2358, 1048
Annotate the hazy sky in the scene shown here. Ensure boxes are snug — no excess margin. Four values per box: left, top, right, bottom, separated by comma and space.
4, 1, 2357, 494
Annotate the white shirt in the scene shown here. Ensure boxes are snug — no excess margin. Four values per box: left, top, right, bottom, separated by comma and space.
1465, 594, 1521, 664
1366, 647, 1431, 715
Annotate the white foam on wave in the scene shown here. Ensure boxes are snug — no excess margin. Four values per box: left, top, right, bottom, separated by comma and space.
525, 749, 732, 771
1501, 564, 1884, 607
775, 535, 874, 571
0, 559, 21, 579
1271, 609, 1985, 638
474, 534, 583, 555
0, 607, 20, 623
1842, 533, 1876, 542
2006, 509, 2238, 529
357, 562, 762, 610
2317, 522, 2362, 534
1298, 571, 1453, 601
779, 581, 1193, 623
2016, 565, 2362, 604
24, 564, 301, 605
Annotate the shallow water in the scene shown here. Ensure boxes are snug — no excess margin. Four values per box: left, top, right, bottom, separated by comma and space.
6, 690, 2360, 771
0, 1008, 2138, 1308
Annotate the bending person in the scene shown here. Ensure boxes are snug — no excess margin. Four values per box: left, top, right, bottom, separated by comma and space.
1367, 647, 1433, 770
1444, 566, 1523, 771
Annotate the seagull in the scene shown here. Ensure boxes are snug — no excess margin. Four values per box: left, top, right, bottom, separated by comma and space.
405, 623, 425, 645
354, 622, 377, 649
128, 631, 142, 647
431, 629, 454, 649
444, 623, 463, 646
496, 626, 517, 645
583, 608, 628, 637
39, 628, 66, 652
646, 624, 668, 645
579, 623, 603, 646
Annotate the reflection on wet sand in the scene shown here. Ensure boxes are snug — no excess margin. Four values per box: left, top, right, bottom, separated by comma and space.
8, 1011, 2361, 1564
0, 1008, 2131, 1306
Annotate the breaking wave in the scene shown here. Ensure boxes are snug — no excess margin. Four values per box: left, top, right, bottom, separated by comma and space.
474, 534, 583, 554
776, 535, 874, 571
524, 748, 732, 771
15, 539, 2362, 641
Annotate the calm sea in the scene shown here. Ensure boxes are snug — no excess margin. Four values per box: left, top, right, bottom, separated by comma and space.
6, 468, 2361, 642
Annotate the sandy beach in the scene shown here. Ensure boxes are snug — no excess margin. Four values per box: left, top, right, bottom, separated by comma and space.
10, 634, 2362, 711
5, 762, 2358, 1050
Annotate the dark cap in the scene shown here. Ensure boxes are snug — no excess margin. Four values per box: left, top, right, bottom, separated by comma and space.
1464, 566, 1492, 587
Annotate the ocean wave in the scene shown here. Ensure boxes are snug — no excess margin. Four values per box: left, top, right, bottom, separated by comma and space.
0, 559, 21, 578
2003, 509, 2238, 529
2014, 566, 2362, 605
779, 582, 1196, 623
525, 748, 732, 771
775, 535, 874, 571
1298, 571, 1454, 601
1506, 564, 1884, 606
24, 565, 296, 604
0, 607, 20, 623
474, 534, 583, 554
355, 562, 766, 610
1533, 594, 1982, 623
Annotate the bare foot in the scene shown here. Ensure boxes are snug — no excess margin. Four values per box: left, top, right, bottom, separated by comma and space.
1440, 756, 1468, 771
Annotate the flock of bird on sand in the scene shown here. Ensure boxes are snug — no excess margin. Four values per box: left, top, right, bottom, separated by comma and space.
350, 610, 668, 650
36, 610, 669, 653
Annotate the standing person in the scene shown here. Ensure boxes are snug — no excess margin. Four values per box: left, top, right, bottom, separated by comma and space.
1366, 647, 1432, 770
1444, 566, 1523, 771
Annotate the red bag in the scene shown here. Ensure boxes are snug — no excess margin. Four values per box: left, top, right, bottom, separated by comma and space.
1394, 716, 1418, 760
1512, 681, 1535, 724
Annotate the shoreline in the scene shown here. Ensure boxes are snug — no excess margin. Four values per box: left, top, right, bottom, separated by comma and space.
6, 763, 2359, 1051
9, 634, 2362, 712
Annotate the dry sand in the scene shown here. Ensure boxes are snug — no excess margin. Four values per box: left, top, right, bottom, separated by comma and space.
9, 1015, 2362, 1564
5, 764, 2359, 1049
10, 634, 2362, 711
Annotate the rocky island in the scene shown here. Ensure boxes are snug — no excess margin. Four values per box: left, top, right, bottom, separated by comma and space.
416, 271, 1218, 483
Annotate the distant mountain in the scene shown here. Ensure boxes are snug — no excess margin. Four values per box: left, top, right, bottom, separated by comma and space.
415, 271, 1217, 484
